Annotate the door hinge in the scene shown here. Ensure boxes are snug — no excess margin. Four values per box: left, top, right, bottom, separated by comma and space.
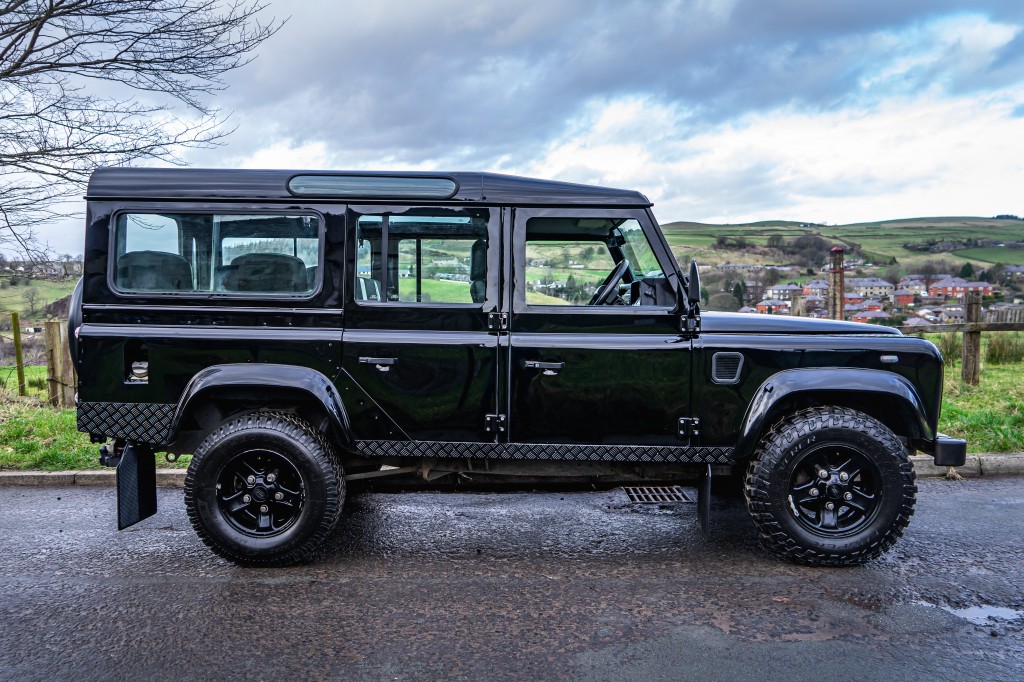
681, 313, 700, 334
487, 312, 509, 331
484, 413, 506, 433
677, 417, 700, 442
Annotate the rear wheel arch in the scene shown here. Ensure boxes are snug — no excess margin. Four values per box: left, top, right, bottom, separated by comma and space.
168, 364, 354, 455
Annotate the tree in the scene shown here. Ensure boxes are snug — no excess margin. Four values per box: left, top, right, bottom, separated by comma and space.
708, 292, 740, 312
1, 1, 282, 257
732, 282, 744, 306
918, 260, 946, 292
580, 246, 595, 268
882, 265, 903, 286
22, 285, 39, 314
958, 262, 975, 279
982, 263, 1006, 285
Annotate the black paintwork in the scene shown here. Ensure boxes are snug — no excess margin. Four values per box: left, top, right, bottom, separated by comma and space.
86, 167, 651, 206
75, 168, 956, 477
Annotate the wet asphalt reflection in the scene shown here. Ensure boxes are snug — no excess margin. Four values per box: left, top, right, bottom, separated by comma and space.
0, 477, 1022, 680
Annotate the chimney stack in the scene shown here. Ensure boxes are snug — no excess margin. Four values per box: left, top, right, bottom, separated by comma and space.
828, 246, 845, 320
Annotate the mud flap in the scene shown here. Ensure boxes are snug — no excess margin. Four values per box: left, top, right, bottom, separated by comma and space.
698, 464, 711, 539
116, 443, 157, 530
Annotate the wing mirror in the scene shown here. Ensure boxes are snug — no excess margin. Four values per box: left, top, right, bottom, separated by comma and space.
685, 259, 701, 306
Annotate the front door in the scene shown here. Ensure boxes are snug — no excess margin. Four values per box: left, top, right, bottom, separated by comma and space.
506, 208, 691, 446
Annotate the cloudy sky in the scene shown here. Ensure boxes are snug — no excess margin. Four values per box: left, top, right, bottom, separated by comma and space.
36, 0, 1024, 253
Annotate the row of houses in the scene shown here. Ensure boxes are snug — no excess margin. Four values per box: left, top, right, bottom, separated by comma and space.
746, 296, 895, 324
764, 273, 996, 304
0, 260, 82, 279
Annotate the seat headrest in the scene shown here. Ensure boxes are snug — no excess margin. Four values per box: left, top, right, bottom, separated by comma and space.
117, 250, 193, 291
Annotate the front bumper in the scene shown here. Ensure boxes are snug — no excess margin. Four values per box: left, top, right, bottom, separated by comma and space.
917, 433, 967, 467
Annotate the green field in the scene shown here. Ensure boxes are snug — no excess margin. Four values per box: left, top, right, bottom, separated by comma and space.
0, 365, 47, 398
952, 247, 1024, 266
0, 279, 76, 318
660, 217, 1024, 268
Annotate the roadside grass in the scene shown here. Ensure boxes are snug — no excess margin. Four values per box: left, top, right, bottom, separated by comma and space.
0, 396, 192, 471
1, 365, 191, 471
940, 361, 1024, 453
0, 399, 99, 470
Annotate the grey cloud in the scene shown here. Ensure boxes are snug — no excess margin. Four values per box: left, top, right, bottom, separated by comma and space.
192, 0, 1024, 169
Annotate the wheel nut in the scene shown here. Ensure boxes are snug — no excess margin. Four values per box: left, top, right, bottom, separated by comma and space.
242, 494, 251, 503
809, 488, 819, 497
819, 470, 828, 479
260, 505, 269, 513
274, 492, 283, 500
839, 472, 849, 482
844, 492, 853, 501
247, 475, 255, 485
825, 502, 835, 510
267, 473, 276, 483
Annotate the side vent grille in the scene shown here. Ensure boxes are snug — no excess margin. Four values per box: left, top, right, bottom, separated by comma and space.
712, 352, 744, 384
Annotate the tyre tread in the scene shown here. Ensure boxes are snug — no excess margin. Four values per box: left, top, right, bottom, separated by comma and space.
184, 412, 344, 567
744, 406, 916, 567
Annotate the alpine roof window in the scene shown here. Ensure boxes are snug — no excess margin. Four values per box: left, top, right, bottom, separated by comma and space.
289, 175, 457, 199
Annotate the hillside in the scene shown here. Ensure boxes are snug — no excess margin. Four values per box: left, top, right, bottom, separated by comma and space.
660, 216, 1024, 268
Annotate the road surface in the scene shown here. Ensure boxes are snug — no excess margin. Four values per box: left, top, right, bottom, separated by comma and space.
1, 477, 1022, 680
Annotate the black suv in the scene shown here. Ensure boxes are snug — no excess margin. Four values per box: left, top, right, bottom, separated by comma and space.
71, 168, 965, 567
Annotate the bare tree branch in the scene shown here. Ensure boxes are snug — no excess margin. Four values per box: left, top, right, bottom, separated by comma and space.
0, 0, 283, 257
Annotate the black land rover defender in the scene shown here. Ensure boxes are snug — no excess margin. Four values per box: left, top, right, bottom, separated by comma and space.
71, 167, 966, 567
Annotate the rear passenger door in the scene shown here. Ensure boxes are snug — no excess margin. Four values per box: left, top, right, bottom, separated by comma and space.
340, 205, 503, 443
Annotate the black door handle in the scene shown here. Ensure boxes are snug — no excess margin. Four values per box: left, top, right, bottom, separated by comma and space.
524, 360, 565, 375
359, 356, 397, 372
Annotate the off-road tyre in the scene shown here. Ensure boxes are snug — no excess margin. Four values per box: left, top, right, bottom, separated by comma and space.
184, 412, 344, 566
744, 406, 916, 567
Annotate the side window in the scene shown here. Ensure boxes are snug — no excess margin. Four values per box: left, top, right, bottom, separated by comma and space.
523, 216, 673, 308
113, 212, 321, 295
354, 209, 489, 305
524, 239, 615, 305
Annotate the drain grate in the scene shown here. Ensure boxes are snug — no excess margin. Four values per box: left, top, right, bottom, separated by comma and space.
623, 485, 693, 504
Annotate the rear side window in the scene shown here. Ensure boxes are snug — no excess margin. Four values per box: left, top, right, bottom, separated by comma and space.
113, 212, 321, 295
353, 208, 489, 305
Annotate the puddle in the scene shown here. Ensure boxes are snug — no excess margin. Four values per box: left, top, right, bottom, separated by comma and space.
917, 601, 1024, 625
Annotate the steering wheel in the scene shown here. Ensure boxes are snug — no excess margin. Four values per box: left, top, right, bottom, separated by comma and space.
588, 259, 631, 305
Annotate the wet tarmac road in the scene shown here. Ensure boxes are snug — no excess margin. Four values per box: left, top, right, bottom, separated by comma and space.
1, 478, 1022, 681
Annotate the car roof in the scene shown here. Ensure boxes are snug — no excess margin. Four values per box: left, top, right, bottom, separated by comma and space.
86, 168, 652, 207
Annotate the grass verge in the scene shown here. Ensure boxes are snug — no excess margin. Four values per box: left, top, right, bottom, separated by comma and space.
939, 361, 1024, 453
0, 395, 190, 471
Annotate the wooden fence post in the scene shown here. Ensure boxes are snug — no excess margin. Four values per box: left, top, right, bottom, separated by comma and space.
962, 291, 982, 385
11, 312, 26, 397
45, 320, 76, 408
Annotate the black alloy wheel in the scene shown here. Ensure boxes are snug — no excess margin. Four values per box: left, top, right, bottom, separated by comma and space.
215, 449, 305, 537
786, 445, 882, 537
745, 406, 916, 566
184, 412, 344, 566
